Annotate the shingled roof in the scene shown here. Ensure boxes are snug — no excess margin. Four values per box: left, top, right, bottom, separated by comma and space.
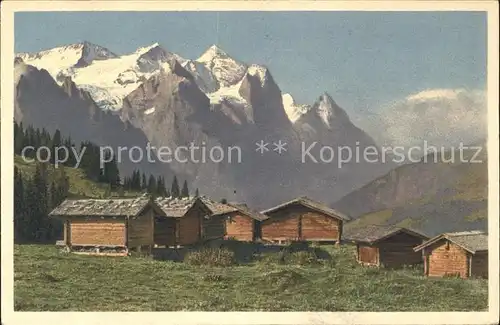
199, 197, 269, 221
414, 230, 488, 254
343, 224, 428, 244
49, 195, 160, 218
154, 196, 211, 217
230, 203, 269, 221
199, 197, 239, 215
261, 196, 350, 221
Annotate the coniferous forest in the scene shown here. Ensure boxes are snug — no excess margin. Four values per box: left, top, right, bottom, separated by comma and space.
13, 122, 197, 243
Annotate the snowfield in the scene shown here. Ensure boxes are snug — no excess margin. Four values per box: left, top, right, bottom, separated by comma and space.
17, 41, 333, 126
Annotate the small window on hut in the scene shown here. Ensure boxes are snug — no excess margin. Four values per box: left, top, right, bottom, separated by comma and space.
445, 241, 450, 250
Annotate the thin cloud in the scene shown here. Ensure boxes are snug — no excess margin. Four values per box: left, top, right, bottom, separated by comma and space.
374, 88, 486, 148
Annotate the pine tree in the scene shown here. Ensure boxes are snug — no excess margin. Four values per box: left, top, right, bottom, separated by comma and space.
132, 170, 141, 191
24, 176, 38, 241
34, 128, 42, 150
79, 141, 101, 180
103, 184, 111, 198
181, 180, 189, 198
25, 162, 50, 241
14, 122, 25, 155
40, 127, 52, 148
156, 175, 167, 197
52, 167, 70, 207
171, 176, 180, 198
141, 173, 147, 190
14, 166, 26, 241
51, 129, 62, 164
194, 188, 200, 197
147, 174, 157, 195
102, 150, 120, 188
24, 126, 36, 159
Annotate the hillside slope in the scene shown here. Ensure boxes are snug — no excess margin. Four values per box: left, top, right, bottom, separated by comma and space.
14, 155, 139, 199
334, 146, 488, 237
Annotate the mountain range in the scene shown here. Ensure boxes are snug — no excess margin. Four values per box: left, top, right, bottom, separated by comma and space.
335, 145, 488, 236
13, 41, 486, 212
14, 41, 398, 208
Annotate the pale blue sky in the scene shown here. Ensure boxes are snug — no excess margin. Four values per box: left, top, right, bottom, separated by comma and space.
15, 11, 486, 119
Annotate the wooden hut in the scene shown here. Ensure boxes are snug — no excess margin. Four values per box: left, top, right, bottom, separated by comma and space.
343, 225, 429, 268
260, 196, 350, 243
201, 198, 269, 241
413, 230, 488, 279
49, 195, 164, 255
153, 196, 216, 247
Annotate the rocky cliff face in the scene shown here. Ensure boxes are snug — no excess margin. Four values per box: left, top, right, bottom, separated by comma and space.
14, 61, 170, 178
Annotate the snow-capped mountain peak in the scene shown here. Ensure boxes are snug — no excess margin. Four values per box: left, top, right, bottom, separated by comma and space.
282, 93, 311, 123
196, 44, 247, 88
19, 41, 116, 61
247, 64, 269, 87
136, 42, 161, 54
17, 41, 117, 78
314, 92, 350, 128
197, 44, 229, 62
181, 59, 218, 93
16, 41, 353, 132
77, 41, 117, 64
135, 43, 185, 73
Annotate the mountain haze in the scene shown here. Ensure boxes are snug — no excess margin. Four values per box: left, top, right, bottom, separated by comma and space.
334, 145, 487, 237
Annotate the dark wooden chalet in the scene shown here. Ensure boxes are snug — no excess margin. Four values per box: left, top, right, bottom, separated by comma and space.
343, 225, 429, 268
153, 196, 218, 247
413, 230, 488, 279
260, 196, 350, 243
49, 195, 164, 255
201, 198, 269, 241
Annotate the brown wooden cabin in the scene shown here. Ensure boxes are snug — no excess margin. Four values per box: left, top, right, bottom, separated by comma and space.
153, 196, 220, 247
202, 198, 269, 241
260, 196, 350, 243
343, 225, 429, 268
49, 195, 164, 255
413, 231, 488, 279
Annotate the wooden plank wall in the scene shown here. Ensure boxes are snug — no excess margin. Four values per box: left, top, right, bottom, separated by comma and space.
128, 206, 154, 248
426, 240, 469, 278
70, 218, 126, 246
178, 207, 202, 245
154, 217, 177, 246
63, 220, 70, 246
471, 251, 488, 278
261, 205, 341, 242
301, 211, 340, 241
378, 232, 424, 268
261, 209, 300, 241
203, 214, 226, 240
358, 244, 378, 265
225, 212, 254, 241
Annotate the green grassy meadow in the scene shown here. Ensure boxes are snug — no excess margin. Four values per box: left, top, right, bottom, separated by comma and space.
14, 244, 488, 311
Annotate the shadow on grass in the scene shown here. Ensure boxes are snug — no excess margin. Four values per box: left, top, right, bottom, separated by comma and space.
151, 239, 332, 265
